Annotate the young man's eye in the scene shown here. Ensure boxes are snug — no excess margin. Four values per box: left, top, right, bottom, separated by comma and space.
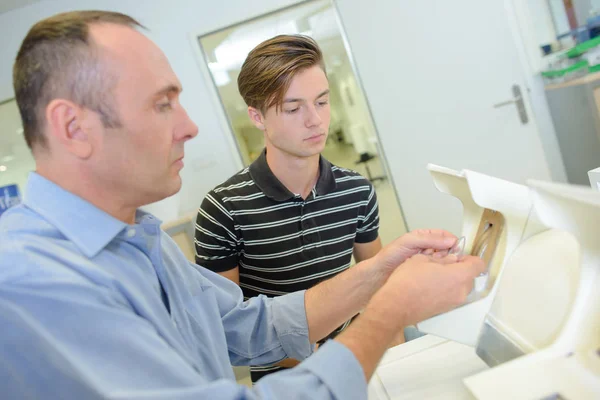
317, 100, 329, 106
285, 107, 299, 114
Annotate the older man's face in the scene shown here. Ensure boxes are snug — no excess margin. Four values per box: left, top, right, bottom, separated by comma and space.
86, 24, 198, 207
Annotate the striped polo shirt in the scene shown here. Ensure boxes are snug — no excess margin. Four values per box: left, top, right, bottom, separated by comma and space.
194, 150, 380, 298
194, 149, 379, 381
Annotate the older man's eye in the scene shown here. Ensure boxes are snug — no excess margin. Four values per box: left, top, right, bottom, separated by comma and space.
157, 102, 173, 112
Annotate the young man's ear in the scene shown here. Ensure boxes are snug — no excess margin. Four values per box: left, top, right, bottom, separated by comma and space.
45, 99, 93, 159
247, 106, 265, 131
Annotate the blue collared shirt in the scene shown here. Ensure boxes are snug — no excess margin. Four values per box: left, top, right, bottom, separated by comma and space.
0, 173, 366, 399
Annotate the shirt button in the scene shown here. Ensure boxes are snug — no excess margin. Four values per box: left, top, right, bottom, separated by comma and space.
126, 228, 136, 238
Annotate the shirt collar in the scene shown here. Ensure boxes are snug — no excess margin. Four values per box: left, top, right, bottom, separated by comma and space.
248, 148, 337, 202
23, 173, 160, 258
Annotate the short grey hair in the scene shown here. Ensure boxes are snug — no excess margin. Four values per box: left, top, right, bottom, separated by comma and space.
13, 10, 145, 150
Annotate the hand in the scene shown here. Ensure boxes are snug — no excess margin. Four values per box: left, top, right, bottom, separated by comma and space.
366, 253, 486, 332
374, 229, 459, 278
275, 342, 321, 368
389, 330, 405, 347
275, 358, 301, 368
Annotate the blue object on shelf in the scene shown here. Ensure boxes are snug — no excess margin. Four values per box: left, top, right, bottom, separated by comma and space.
576, 26, 590, 43
541, 44, 552, 55
0, 184, 21, 217
587, 15, 600, 39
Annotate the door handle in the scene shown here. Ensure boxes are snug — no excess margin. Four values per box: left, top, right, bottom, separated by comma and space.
493, 84, 528, 124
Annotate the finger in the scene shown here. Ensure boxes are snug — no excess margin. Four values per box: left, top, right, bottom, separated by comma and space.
455, 255, 487, 276
430, 254, 459, 264
432, 249, 449, 258
421, 248, 435, 256
409, 229, 457, 251
449, 236, 466, 256
409, 254, 430, 263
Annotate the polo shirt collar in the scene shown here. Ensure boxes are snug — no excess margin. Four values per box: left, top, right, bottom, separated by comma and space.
248, 148, 337, 201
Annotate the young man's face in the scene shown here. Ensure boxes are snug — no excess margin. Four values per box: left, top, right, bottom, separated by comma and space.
87, 24, 198, 206
253, 65, 330, 159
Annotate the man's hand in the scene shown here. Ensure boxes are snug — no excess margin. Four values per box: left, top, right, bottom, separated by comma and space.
374, 229, 459, 279
275, 358, 301, 368
335, 253, 485, 381
275, 343, 320, 369
369, 254, 485, 331
305, 230, 461, 344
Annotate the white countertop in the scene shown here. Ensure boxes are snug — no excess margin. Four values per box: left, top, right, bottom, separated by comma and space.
368, 335, 488, 400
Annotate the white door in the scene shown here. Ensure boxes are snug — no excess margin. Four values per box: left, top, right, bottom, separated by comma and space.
336, 0, 553, 233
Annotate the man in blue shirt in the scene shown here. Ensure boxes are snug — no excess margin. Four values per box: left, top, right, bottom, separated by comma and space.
0, 10, 485, 399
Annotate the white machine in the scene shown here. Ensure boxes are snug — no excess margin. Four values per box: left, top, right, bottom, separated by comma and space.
368, 165, 600, 400
590, 167, 600, 191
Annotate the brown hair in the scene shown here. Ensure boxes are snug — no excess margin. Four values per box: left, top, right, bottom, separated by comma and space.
237, 34, 325, 113
13, 10, 144, 150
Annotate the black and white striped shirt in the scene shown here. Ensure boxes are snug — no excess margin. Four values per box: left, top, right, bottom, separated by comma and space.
195, 149, 379, 381
194, 150, 380, 299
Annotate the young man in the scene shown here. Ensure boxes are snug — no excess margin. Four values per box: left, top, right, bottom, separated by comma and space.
195, 35, 383, 382
0, 11, 485, 399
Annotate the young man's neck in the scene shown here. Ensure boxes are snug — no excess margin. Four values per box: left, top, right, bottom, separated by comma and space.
265, 146, 320, 200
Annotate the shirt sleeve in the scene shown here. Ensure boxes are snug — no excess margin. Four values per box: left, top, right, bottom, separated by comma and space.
0, 253, 367, 400
189, 264, 315, 365
0, 288, 366, 400
254, 340, 367, 400
194, 191, 240, 272
355, 183, 380, 243
192, 268, 367, 400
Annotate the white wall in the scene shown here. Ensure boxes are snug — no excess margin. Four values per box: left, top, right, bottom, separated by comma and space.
574, 0, 592, 25
548, 0, 573, 35
526, 0, 557, 48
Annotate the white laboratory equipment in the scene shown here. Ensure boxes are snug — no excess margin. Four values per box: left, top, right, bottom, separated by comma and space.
368, 164, 600, 400
589, 167, 600, 191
